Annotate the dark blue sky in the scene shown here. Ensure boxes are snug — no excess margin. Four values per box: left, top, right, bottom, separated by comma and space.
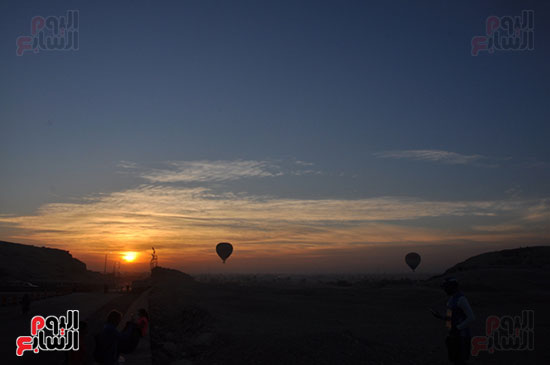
0, 1, 548, 272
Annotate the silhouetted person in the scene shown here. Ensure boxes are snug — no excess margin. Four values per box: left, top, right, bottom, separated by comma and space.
137, 308, 149, 337
20, 293, 31, 315
119, 314, 142, 355
94, 310, 123, 365
430, 278, 475, 365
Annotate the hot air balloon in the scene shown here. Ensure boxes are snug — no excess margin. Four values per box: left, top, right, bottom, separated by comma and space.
405, 252, 421, 272
216, 242, 233, 263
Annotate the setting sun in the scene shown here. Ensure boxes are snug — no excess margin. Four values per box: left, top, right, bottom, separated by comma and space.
122, 251, 137, 262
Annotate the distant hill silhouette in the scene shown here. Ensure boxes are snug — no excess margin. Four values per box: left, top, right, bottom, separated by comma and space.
444, 246, 550, 273
0, 240, 101, 283
151, 266, 194, 286
429, 246, 550, 292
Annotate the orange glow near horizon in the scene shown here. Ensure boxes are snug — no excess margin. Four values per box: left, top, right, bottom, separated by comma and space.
1, 180, 548, 273
122, 251, 138, 263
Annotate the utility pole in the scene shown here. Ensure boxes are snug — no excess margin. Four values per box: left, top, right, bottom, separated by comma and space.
150, 247, 158, 271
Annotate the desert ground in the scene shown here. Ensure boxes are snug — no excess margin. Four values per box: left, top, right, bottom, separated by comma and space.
148, 270, 549, 365
2, 247, 549, 365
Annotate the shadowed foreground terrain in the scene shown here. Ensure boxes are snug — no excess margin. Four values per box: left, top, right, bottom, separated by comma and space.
1, 244, 549, 364
149, 247, 550, 365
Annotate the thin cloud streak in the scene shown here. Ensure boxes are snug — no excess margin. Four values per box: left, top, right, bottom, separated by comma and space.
139, 160, 280, 183
374, 150, 484, 165
119, 159, 322, 183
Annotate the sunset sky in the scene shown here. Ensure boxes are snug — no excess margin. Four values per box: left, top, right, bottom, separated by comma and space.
1, 1, 549, 273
